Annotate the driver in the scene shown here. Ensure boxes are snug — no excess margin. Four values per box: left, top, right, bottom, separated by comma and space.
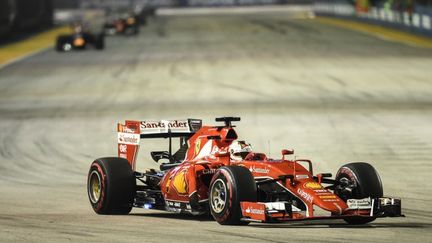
229, 140, 252, 161
72, 22, 83, 34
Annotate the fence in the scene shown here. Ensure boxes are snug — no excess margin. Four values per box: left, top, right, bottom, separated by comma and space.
314, 0, 432, 36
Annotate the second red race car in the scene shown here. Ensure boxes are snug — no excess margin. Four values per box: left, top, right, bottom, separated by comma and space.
87, 117, 403, 225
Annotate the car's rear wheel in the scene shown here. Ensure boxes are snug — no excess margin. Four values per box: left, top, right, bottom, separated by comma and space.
335, 162, 383, 224
209, 166, 256, 225
87, 157, 136, 214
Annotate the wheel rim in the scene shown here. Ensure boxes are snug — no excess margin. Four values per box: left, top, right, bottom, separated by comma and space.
210, 179, 227, 214
63, 43, 72, 51
89, 171, 102, 203
335, 176, 356, 201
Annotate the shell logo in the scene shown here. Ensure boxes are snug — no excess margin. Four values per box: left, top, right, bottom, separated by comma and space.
303, 182, 323, 189
172, 170, 188, 195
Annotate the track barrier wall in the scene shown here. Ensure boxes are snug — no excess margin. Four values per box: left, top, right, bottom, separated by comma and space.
314, 0, 432, 36
0, 0, 53, 37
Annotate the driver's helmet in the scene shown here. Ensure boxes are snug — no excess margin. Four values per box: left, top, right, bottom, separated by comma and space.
73, 23, 83, 33
229, 140, 252, 161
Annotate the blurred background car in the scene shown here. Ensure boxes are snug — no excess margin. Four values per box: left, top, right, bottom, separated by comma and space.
103, 12, 139, 35
55, 22, 104, 51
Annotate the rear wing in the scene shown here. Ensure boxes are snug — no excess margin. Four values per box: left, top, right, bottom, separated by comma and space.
139, 119, 202, 138
117, 119, 202, 169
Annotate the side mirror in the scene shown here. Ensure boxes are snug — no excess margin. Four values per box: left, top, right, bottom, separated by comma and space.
282, 149, 294, 155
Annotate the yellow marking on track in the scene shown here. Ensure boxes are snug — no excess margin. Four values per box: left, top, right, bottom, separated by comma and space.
0, 26, 70, 66
316, 16, 432, 49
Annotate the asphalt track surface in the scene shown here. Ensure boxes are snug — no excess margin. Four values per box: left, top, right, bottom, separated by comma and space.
1, 11, 432, 243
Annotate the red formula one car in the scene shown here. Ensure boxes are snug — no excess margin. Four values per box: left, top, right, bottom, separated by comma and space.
87, 117, 403, 225
103, 14, 139, 36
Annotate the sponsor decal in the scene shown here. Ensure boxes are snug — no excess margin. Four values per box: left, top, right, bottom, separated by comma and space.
118, 125, 135, 133
172, 170, 188, 195
296, 174, 309, 179
303, 182, 323, 190
118, 133, 140, 145
119, 144, 127, 153
297, 188, 313, 203
314, 189, 328, 193
202, 169, 217, 175
249, 166, 270, 174
167, 201, 182, 208
194, 139, 201, 155
347, 198, 372, 209
245, 207, 265, 215
319, 195, 337, 199
323, 199, 339, 202
140, 120, 190, 133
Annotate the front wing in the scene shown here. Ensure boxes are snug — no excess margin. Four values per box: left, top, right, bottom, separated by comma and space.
240, 197, 403, 223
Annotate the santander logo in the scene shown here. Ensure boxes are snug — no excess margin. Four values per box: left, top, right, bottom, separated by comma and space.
245, 207, 264, 215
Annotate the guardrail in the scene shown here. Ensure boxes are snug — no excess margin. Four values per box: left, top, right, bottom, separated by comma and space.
314, 0, 432, 36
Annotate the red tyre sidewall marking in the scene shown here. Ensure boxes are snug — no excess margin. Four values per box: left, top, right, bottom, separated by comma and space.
91, 162, 106, 211
211, 169, 234, 223
337, 167, 358, 187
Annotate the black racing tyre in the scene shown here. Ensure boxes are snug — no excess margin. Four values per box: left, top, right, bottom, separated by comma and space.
56, 35, 74, 52
335, 162, 383, 224
55, 37, 63, 51
87, 157, 136, 214
55, 36, 67, 52
209, 166, 257, 225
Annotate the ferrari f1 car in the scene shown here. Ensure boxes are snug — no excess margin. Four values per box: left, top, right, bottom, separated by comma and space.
103, 14, 139, 36
56, 23, 104, 52
87, 117, 403, 225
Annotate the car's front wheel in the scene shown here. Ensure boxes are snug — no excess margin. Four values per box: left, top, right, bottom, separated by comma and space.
335, 162, 383, 224
209, 166, 256, 225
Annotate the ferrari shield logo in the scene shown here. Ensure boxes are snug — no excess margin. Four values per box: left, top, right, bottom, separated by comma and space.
194, 139, 201, 156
